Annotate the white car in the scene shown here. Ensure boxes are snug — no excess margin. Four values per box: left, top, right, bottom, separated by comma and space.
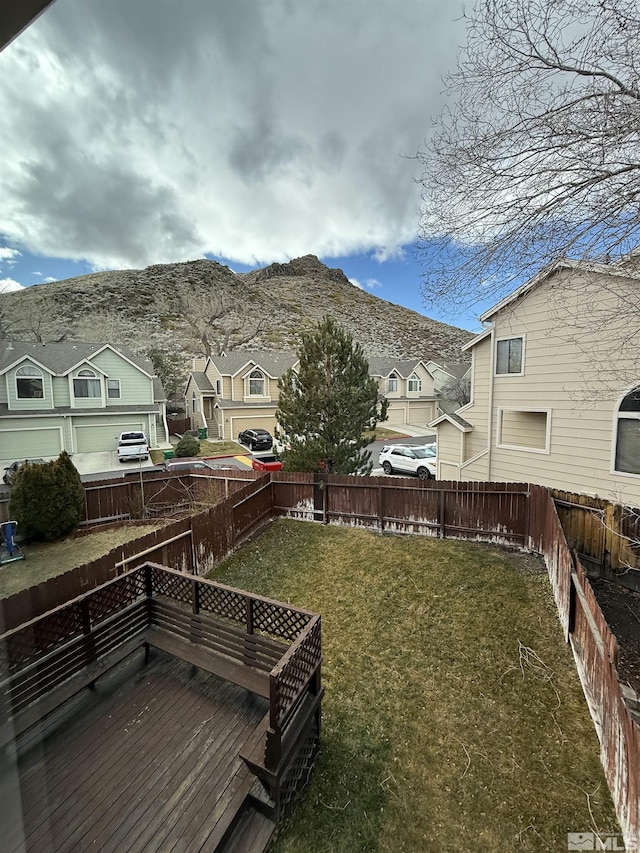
378, 444, 437, 479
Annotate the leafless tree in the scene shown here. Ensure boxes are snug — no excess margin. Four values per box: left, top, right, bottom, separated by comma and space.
163, 288, 263, 358
417, 0, 640, 314
439, 373, 471, 408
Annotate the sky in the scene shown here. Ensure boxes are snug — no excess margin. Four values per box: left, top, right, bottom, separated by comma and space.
0, 0, 483, 331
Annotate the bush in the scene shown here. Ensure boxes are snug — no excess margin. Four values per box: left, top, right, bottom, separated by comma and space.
175, 435, 200, 457
9, 451, 85, 541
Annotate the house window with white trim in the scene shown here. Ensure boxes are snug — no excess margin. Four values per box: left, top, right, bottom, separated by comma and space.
615, 386, 640, 475
387, 372, 398, 393
215, 379, 222, 395
74, 369, 101, 398
248, 369, 265, 396
408, 372, 422, 392
16, 365, 44, 398
107, 378, 121, 399
496, 337, 524, 375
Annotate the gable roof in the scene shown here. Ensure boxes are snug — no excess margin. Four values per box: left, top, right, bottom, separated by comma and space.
429, 412, 473, 432
367, 357, 424, 379
479, 258, 640, 323
208, 351, 298, 378
0, 341, 154, 377
190, 371, 215, 392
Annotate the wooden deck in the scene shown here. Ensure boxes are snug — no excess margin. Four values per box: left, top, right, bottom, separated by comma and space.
0, 563, 322, 853
2, 649, 270, 853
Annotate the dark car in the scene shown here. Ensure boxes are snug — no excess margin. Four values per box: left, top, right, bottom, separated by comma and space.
237, 428, 273, 451
124, 457, 231, 477
3, 458, 46, 486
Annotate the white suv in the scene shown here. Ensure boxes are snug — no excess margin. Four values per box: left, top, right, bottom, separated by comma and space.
378, 444, 437, 479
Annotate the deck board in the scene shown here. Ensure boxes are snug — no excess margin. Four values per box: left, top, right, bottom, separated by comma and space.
8, 649, 269, 853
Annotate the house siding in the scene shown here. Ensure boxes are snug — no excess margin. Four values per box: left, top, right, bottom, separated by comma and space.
6, 361, 54, 411
91, 350, 153, 405
445, 269, 640, 503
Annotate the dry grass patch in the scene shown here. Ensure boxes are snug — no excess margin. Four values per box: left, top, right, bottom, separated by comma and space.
209, 520, 619, 853
0, 523, 162, 598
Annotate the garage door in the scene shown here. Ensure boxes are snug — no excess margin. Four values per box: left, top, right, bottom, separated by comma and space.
75, 422, 144, 453
229, 416, 275, 441
385, 406, 407, 426
408, 404, 434, 424
1, 428, 62, 459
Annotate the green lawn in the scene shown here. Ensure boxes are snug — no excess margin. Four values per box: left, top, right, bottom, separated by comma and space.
209, 520, 618, 853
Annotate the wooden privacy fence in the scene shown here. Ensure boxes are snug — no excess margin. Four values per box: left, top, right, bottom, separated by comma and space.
272, 472, 530, 545
0, 469, 257, 526
529, 485, 639, 849
552, 489, 640, 591
0, 475, 273, 632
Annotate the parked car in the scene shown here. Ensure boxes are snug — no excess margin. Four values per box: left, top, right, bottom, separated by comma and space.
124, 457, 231, 476
117, 431, 149, 463
238, 428, 273, 451
2, 458, 46, 486
378, 444, 437, 479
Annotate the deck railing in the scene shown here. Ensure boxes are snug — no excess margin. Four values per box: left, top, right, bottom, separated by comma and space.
0, 562, 321, 770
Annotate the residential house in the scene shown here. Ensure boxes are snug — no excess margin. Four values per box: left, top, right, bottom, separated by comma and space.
185, 353, 448, 440
429, 259, 640, 505
0, 341, 168, 460
184, 352, 299, 441
367, 358, 440, 426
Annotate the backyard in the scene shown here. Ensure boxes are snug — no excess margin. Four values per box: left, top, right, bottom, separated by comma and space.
209, 519, 619, 853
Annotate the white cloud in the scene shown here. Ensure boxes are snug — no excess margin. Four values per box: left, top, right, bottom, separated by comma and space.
44, 276, 57, 282
33, 270, 42, 275
0, 0, 465, 270
349, 277, 364, 289
0, 277, 24, 292
0, 247, 21, 265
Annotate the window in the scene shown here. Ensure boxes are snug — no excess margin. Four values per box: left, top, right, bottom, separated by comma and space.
16, 365, 44, 399
408, 372, 422, 392
73, 368, 101, 398
215, 379, 222, 395
107, 378, 121, 399
497, 409, 550, 452
387, 373, 398, 393
248, 369, 265, 396
192, 392, 198, 413
496, 337, 523, 375
615, 387, 640, 475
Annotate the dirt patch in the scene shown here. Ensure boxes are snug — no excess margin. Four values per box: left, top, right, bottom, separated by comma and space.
591, 577, 640, 694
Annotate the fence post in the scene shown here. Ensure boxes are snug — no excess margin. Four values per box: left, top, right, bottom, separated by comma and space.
378, 485, 384, 533
246, 596, 254, 635
438, 488, 446, 538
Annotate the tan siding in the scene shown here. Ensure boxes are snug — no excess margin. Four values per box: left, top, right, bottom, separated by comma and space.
499, 410, 547, 449
484, 270, 640, 504
461, 338, 491, 460
436, 421, 462, 480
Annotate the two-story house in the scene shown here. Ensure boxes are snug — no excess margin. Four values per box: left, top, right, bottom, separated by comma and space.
0, 342, 168, 461
184, 352, 299, 441
185, 352, 450, 440
429, 259, 640, 505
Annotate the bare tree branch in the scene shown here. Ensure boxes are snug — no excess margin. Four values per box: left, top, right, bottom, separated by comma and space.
417, 0, 640, 313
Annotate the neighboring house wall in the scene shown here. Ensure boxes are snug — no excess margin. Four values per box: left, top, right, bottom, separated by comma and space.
0, 343, 164, 461
432, 266, 640, 504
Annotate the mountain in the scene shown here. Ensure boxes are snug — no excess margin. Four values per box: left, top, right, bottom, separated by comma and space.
0, 255, 472, 395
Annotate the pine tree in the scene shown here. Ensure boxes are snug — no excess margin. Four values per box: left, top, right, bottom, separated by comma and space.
9, 452, 84, 541
277, 316, 387, 474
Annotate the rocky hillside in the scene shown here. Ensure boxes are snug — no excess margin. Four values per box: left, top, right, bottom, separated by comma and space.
0, 255, 471, 394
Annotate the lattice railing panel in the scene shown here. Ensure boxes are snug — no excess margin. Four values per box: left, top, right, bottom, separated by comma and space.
198, 584, 246, 626
254, 600, 312, 642
274, 617, 321, 726
150, 567, 192, 606
280, 715, 320, 810
5, 603, 84, 673
88, 569, 146, 623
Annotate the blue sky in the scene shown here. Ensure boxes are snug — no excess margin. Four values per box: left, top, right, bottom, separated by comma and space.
0, 0, 486, 334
